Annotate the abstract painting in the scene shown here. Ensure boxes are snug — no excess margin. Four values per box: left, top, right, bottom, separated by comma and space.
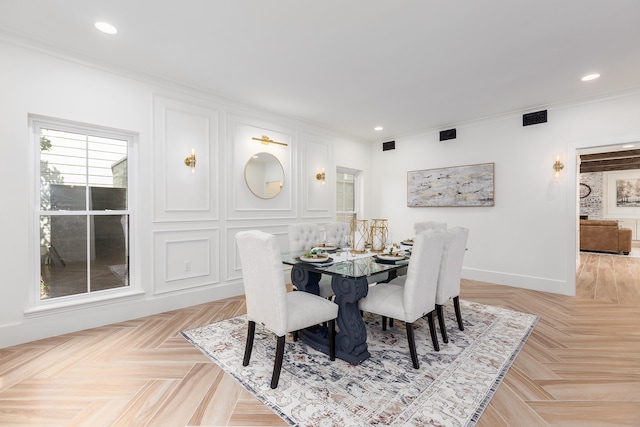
407, 162, 494, 207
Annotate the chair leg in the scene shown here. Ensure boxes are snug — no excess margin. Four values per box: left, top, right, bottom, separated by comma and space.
426, 311, 440, 352
405, 322, 419, 369
243, 320, 256, 366
389, 318, 394, 327
292, 331, 298, 342
328, 319, 336, 361
436, 304, 449, 343
382, 316, 388, 331
453, 296, 464, 331
271, 335, 286, 389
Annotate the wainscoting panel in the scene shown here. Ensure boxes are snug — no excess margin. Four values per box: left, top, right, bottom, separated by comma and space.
301, 132, 333, 218
153, 95, 220, 222
153, 227, 220, 294
225, 225, 290, 281
227, 115, 296, 220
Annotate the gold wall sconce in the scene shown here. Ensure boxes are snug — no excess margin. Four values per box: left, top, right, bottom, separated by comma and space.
316, 168, 326, 184
184, 149, 196, 172
553, 156, 564, 177
252, 135, 288, 146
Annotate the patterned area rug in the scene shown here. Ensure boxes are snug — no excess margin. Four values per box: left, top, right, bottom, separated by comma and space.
182, 300, 538, 426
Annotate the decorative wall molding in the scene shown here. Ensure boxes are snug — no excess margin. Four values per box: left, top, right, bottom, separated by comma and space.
227, 114, 297, 219
225, 225, 290, 281
153, 94, 220, 221
301, 132, 333, 218
153, 227, 220, 294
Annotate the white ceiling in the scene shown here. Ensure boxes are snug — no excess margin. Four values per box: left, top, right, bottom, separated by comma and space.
2, 0, 640, 141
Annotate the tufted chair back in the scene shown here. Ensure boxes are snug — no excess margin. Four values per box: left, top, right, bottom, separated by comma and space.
288, 223, 322, 252
325, 222, 351, 247
414, 221, 447, 234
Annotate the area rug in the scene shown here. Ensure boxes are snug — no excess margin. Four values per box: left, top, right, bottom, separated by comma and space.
182, 300, 538, 426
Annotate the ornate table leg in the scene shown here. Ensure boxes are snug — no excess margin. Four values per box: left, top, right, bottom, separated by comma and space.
332, 275, 370, 365
290, 266, 321, 295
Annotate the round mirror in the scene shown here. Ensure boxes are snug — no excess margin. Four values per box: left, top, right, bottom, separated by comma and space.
244, 152, 284, 199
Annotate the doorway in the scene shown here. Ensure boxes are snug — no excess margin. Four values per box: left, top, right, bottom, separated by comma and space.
575, 142, 640, 299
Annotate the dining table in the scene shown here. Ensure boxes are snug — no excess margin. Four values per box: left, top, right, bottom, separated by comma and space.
281, 247, 411, 365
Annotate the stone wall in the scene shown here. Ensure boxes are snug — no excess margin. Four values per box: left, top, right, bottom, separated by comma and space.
580, 172, 603, 219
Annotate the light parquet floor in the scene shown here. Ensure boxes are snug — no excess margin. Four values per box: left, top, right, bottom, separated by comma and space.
1, 252, 640, 426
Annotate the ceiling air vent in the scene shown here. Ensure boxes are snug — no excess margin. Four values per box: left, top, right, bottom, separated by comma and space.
439, 128, 457, 141
382, 141, 395, 151
523, 110, 547, 126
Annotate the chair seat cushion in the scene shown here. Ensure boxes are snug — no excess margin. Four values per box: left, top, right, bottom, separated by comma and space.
318, 276, 334, 298
286, 291, 338, 333
359, 282, 406, 321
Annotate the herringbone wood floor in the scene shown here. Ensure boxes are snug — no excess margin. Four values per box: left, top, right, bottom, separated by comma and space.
1, 251, 639, 426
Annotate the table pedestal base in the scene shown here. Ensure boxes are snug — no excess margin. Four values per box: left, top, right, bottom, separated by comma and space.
291, 265, 371, 365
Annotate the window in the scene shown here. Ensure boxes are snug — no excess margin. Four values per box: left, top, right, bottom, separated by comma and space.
336, 168, 359, 223
35, 118, 131, 302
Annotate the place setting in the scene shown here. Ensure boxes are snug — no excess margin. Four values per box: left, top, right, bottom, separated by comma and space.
373, 243, 411, 265
296, 252, 334, 265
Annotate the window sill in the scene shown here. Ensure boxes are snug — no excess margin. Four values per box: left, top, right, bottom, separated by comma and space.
24, 289, 145, 318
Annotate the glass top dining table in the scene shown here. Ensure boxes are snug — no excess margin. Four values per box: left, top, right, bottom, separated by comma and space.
281, 249, 409, 365
281, 249, 406, 278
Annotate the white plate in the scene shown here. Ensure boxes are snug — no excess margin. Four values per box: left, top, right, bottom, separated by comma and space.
316, 245, 338, 251
376, 253, 406, 261
299, 255, 332, 263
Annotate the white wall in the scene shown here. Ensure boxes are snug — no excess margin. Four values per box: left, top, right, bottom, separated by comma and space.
371, 90, 640, 296
0, 40, 370, 348
3, 37, 640, 348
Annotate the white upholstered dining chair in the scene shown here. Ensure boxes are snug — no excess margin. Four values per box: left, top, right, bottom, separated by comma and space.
236, 230, 338, 389
414, 221, 447, 234
325, 222, 351, 248
435, 227, 469, 343
359, 229, 445, 369
288, 223, 334, 298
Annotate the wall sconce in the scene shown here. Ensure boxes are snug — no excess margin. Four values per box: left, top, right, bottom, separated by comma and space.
252, 135, 288, 146
184, 149, 196, 173
553, 156, 564, 177
316, 168, 326, 184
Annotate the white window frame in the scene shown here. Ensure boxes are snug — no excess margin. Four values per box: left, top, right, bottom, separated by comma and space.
27, 115, 141, 314
336, 167, 361, 222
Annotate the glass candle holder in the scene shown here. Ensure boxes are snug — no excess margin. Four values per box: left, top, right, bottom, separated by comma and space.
370, 219, 388, 252
351, 219, 369, 253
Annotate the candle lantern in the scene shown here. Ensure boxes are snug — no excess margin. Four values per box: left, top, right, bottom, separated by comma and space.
351, 219, 369, 253
370, 219, 388, 252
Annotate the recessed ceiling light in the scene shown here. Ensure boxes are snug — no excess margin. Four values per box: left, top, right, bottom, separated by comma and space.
95, 21, 118, 35
374, 126, 383, 131
581, 73, 600, 82
622, 144, 635, 148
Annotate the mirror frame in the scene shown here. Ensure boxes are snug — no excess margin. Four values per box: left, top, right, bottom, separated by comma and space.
244, 152, 285, 199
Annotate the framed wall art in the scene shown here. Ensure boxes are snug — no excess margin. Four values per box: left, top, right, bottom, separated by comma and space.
604, 170, 640, 216
407, 162, 495, 207
616, 178, 640, 207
